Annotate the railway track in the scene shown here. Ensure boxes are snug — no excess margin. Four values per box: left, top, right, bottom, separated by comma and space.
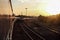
20, 23, 45, 40
24, 21, 60, 40
6, 18, 60, 40
12, 19, 46, 40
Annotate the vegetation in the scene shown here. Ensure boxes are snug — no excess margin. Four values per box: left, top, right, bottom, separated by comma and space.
37, 14, 60, 26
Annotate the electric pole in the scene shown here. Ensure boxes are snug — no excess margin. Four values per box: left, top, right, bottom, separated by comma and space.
9, 0, 14, 16
25, 8, 28, 16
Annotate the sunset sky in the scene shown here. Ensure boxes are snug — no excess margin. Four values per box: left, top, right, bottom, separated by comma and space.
0, 0, 60, 16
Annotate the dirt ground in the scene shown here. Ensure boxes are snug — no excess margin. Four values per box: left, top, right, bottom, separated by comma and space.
0, 16, 12, 40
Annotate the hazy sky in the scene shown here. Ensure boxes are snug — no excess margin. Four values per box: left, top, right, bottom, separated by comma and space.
0, 0, 11, 15
0, 0, 60, 16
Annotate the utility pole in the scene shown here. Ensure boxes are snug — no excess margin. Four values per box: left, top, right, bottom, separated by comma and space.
6, 0, 14, 40
9, 0, 14, 16
25, 8, 28, 16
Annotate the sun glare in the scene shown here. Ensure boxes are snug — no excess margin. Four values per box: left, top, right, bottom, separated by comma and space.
12, 0, 60, 16
38, 0, 60, 16
44, 0, 60, 15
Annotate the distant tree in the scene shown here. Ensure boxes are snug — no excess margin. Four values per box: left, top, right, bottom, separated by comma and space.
56, 14, 60, 26
38, 15, 47, 23
12, 13, 15, 16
